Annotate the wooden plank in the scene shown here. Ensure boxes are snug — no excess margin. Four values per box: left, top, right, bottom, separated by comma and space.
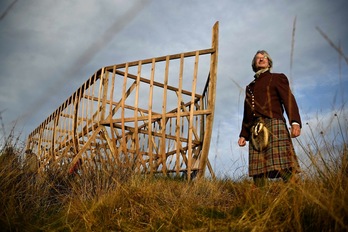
187, 51, 199, 181
121, 63, 129, 159
60, 100, 69, 154
106, 122, 202, 146
97, 67, 105, 123
101, 68, 109, 121
79, 80, 88, 146
198, 21, 219, 178
160, 56, 170, 174
148, 58, 155, 175
86, 75, 93, 151
72, 89, 80, 154
134, 61, 142, 172
51, 110, 59, 156
108, 65, 118, 162
105, 48, 214, 69
101, 110, 211, 124
176, 53, 184, 175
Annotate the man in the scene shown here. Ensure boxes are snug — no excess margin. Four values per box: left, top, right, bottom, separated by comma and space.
238, 50, 301, 186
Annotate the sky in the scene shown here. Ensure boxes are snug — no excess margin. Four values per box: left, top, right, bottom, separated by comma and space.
1, 0, 347, 179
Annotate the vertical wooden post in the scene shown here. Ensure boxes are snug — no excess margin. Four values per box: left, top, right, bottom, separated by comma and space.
109, 65, 118, 164
148, 58, 155, 175
161, 56, 170, 174
134, 61, 142, 172
187, 51, 199, 181
121, 63, 129, 164
90, 72, 98, 136
101, 68, 109, 121
72, 90, 80, 155
198, 21, 219, 178
176, 54, 184, 175
97, 68, 105, 123
51, 111, 59, 159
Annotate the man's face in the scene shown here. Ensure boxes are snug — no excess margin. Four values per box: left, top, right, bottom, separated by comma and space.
255, 53, 269, 70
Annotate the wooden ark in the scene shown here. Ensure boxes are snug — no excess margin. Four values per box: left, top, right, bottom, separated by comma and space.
26, 22, 219, 180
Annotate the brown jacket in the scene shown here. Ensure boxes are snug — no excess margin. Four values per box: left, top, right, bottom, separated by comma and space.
239, 71, 301, 140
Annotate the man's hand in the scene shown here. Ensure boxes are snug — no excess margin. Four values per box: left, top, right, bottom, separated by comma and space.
291, 124, 301, 138
238, 137, 246, 147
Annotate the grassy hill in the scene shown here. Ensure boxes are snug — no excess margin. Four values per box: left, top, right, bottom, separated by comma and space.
1, 136, 347, 231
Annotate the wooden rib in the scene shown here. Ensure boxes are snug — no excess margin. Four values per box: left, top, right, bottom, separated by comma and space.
86, 75, 93, 156
121, 63, 129, 162
79, 82, 86, 149
72, 88, 80, 154
61, 101, 68, 154
101, 68, 109, 121
97, 68, 105, 123
176, 53, 184, 175
187, 51, 199, 181
148, 59, 155, 174
90, 72, 98, 138
160, 56, 169, 174
105, 48, 214, 69
109, 65, 118, 162
101, 110, 211, 125
51, 110, 59, 157
134, 61, 142, 172
198, 21, 219, 178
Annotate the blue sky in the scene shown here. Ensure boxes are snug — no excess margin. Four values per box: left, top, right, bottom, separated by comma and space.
1, 0, 347, 178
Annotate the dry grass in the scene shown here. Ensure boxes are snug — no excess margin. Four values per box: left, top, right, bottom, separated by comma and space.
1, 114, 347, 232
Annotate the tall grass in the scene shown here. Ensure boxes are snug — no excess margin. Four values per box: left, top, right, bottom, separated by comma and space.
0, 111, 347, 231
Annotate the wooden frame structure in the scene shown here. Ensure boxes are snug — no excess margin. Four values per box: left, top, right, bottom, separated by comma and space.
26, 22, 219, 180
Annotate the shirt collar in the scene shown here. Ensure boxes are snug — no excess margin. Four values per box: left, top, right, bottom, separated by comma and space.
254, 68, 270, 78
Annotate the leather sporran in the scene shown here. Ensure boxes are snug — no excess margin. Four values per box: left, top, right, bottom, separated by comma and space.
251, 119, 269, 151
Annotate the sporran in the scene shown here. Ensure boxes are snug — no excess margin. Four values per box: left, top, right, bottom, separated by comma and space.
250, 118, 269, 151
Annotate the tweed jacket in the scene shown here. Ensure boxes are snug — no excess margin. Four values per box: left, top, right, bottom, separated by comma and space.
239, 71, 301, 141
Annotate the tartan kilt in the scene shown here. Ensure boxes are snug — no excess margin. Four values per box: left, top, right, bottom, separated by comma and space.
248, 118, 300, 177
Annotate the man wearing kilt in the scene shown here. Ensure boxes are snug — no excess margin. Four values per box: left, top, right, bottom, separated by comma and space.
238, 50, 302, 187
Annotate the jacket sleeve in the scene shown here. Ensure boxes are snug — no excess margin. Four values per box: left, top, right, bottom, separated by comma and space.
276, 74, 302, 127
239, 89, 253, 140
